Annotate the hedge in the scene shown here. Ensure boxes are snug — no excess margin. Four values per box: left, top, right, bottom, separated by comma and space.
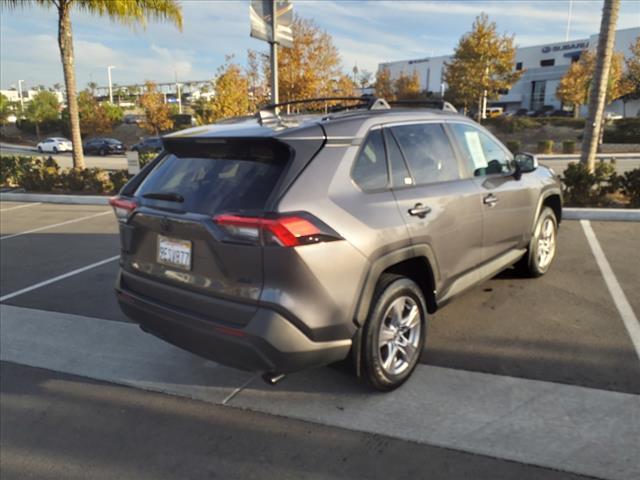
3, 154, 639, 208
1, 155, 131, 194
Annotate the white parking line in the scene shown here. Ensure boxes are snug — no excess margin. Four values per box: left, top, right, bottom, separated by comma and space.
0, 255, 120, 302
0, 202, 42, 212
581, 220, 640, 362
0, 210, 111, 241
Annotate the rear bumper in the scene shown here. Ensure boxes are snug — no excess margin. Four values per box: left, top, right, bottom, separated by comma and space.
115, 271, 352, 373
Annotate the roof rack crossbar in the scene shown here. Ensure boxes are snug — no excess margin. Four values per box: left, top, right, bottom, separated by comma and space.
388, 99, 458, 113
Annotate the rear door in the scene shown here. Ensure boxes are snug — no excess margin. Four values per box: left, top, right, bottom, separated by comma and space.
120, 138, 293, 323
386, 122, 484, 291
447, 122, 531, 262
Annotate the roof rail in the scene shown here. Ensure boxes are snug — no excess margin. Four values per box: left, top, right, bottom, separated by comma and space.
255, 96, 456, 125
388, 99, 458, 113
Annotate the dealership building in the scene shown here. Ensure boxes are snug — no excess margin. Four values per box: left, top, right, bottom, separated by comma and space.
378, 27, 639, 116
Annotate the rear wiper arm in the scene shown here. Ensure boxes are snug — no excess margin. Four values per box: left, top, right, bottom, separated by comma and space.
142, 192, 184, 202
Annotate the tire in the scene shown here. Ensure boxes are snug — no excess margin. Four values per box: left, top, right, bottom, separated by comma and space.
360, 274, 427, 391
53, 147, 58, 153
516, 206, 558, 277
37, 146, 42, 153
99, 148, 107, 156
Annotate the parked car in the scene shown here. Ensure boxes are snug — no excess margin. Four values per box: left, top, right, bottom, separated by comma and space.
110, 97, 562, 391
604, 111, 623, 121
83, 138, 124, 156
37, 137, 72, 153
131, 137, 163, 154
485, 106, 503, 118
123, 114, 144, 125
513, 108, 531, 117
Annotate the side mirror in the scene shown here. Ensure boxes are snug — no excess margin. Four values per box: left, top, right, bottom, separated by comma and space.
514, 152, 538, 175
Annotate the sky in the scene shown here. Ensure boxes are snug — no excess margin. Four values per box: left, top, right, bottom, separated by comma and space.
1, 0, 639, 90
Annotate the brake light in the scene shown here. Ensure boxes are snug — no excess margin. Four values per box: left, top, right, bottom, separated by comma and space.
213, 213, 339, 247
109, 196, 137, 222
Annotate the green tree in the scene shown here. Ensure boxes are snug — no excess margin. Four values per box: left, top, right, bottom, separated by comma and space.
278, 15, 348, 103
193, 58, 251, 125
394, 70, 422, 100
0, 93, 12, 126
139, 81, 173, 134
2, 1, 182, 170
25, 91, 60, 139
620, 36, 640, 115
557, 51, 629, 118
358, 70, 373, 89
375, 67, 395, 100
444, 13, 522, 121
76, 90, 123, 135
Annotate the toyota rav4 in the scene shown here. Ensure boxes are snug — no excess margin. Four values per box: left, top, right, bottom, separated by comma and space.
111, 97, 562, 391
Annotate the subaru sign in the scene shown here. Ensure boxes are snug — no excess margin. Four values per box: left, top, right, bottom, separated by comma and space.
541, 41, 588, 54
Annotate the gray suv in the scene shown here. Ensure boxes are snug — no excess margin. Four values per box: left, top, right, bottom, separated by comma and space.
111, 98, 562, 391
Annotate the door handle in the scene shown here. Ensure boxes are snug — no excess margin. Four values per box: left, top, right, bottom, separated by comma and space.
408, 203, 431, 218
483, 194, 499, 206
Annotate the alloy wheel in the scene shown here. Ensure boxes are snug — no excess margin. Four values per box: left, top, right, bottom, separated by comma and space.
378, 296, 421, 376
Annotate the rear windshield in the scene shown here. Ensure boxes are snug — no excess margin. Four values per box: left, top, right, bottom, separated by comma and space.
135, 139, 290, 215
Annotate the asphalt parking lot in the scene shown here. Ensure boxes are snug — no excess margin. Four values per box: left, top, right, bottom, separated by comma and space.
1, 199, 639, 479
1, 200, 639, 393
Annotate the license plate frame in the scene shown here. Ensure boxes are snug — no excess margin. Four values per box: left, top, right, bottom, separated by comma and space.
157, 235, 192, 270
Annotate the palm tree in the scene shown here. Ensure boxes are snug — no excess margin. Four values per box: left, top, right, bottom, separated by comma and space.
87, 81, 98, 96
2, 1, 182, 170
580, 0, 621, 172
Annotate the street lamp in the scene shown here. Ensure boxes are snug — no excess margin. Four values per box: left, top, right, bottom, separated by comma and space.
176, 82, 183, 114
17, 79, 25, 113
107, 65, 116, 103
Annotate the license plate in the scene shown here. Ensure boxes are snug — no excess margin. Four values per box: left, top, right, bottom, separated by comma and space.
157, 235, 192, 270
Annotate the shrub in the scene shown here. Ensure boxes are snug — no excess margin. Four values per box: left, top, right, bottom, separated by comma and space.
562, 140, 576, 154
562, 160, 618, 206
60, 167, 113, 194
603, 118, 640, 144
1, 155, 34, 186
619, 168, 640, 207
537, 140, 554, 154
139, 152, 157, 168
109, 170, 131, 194
485, 116, 540, 133
19, 156, 61, 191
506, 140, 521, 153
545, 117, 585, 129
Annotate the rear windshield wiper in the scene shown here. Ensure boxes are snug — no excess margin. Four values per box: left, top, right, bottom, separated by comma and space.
142, 192, 184, 202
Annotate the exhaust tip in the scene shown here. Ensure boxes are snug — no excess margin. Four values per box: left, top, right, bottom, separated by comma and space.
262, 372, 286, 385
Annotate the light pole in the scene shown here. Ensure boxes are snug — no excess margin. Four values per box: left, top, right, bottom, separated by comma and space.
107, 65, 115, 103
176, 83, 183, 114
17, 79, 25, 113
565, 0, 574, 41
269, 0, 279, 105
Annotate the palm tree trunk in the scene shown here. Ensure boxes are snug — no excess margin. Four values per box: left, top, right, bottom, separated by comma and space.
57, 0, 85, 170
580, 0, 620, 172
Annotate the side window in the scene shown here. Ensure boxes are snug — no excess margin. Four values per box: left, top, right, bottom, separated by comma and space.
390, 123, 459, 185
449, 123, 512, 177
352, 129, 388, 191
383, 129, 412, 188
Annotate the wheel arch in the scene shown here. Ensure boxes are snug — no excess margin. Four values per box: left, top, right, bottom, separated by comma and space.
531, 189, 562, 234
354, 245, 439, 328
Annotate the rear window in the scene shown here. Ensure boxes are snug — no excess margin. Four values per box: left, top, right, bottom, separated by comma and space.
135, 139, 290, 215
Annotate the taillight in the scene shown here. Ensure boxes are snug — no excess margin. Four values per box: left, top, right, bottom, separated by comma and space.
109, 196, 137, 223
213, 213, 341, 247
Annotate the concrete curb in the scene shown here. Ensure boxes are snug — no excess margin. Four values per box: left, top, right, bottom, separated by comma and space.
0, 192, 109, 205
1, 192, 639, 221
563, 208, 640, 222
